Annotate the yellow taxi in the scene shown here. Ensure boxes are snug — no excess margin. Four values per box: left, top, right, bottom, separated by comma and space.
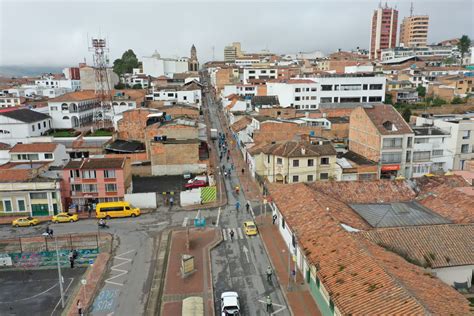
12, 217, 40, 227
52, 212, 79, 223
243, 221, 258, 236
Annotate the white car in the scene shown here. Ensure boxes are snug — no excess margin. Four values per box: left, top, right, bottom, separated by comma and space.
221, 291, 240, 315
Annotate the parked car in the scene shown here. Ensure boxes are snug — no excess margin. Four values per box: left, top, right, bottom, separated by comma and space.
12, 217, 40, 227
185, 178, 208, 189
221, 291, 240, 316
52, 212, 79, 223
243, 221, 258, 236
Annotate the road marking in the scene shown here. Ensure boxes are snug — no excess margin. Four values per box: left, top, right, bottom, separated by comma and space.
0, 281, 58, 304
215, 207, 221, 227
50, 278, 74, 316
242, 245, 250, 263
105, 250, 135, 286
182, 217, 188, 227
151, 221, 168, 226
258, 299, 287, 315
237, 227, 244, 240
222, 228, 228, 241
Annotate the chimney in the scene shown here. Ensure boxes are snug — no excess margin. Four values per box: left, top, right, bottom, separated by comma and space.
301, 147, 306, 155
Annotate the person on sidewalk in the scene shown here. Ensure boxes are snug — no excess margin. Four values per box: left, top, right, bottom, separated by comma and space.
235, 201, 240, 212
229, 229, 234, 241
241, 168, 245, 175
246, 202, 250, 213
169, 196, 174, 208
266, 266, 273, 282
266, 296, 272, 312
272, 214, 277, 225
77, 300, 83, 316
69, 255, 75, 269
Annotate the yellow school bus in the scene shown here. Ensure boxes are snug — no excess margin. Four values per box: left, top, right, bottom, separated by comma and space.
95, 201, 140, 219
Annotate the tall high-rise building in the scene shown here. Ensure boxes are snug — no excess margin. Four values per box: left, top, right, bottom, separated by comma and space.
399, 15, 429, 47
224, 42, 243, 62
370, 4, 398, 60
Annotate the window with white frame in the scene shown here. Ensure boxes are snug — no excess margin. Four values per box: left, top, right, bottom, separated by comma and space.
104, 170, 116, 178
105, 183, 117, 192
82, 184, 98, 193
82, 170, 96, 179
17, 199, 26, 212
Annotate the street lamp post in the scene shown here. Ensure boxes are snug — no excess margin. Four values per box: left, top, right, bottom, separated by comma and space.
55, 237, 65, 308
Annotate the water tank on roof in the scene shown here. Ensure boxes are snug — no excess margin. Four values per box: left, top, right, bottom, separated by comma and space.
310, 131, 315, 136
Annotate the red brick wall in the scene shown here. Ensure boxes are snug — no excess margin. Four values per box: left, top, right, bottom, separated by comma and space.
349, 107, 381, 161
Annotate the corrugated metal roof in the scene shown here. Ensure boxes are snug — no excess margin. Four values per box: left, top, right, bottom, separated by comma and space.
349, 201, 451, 228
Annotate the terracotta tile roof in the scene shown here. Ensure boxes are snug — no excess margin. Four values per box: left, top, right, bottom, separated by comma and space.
268, 183, 471, 315
362, 224, 474, 268
362, 105, 413, 135
0, 169, 34, 182
308, 180, 415, 204
10, 142, 57, 153
248, 141, 336, 158
63, 158, 125, 170
0, 142, 10, 150
49, 90, 97, 102
230, 116, 252, 133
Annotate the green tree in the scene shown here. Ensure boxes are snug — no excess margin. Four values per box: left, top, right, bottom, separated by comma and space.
451, 96, 464, 104
114, 82, 125, 89
416, 85, 426, 98
132, 84, 142, 89
402, 107, 412, 122
443, 56, 457, 65
384, 94, 393, 104
432, 98, 447, 107
113, 49, 140, 76
457, 35, 471, 65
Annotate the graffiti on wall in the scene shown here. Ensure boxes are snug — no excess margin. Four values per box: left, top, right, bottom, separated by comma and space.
6, 248, 99, 268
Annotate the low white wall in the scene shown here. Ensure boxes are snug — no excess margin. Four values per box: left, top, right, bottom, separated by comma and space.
434, 264, 474, 287
180, 188, 201, 207
124, 192, 157, 209
151, 164, 207, 176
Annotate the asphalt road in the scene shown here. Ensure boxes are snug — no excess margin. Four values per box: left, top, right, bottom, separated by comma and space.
204, 82, 290, 316
0, 268, 86, 316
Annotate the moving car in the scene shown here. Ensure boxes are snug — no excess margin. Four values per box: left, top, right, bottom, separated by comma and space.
185, 178, 207, 189
221, 291, 240, 316
52, 212, 79, 223
12, 217, 40, 227
96, 201, 141, 219
243, 221, 258, 236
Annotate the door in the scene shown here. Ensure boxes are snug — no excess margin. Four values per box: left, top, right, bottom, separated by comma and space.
31, 204, 49, 216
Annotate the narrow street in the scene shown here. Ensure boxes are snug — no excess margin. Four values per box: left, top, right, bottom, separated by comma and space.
203, 76, 290, 316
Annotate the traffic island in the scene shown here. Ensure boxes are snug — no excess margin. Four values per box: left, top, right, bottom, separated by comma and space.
160, 228, 221, 316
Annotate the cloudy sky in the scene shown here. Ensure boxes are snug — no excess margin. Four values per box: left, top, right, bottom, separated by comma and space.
0, 0, 472, 67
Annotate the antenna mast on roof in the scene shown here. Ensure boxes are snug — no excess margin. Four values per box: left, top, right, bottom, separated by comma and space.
89, 37, 114, 130
410, 2, 414, 16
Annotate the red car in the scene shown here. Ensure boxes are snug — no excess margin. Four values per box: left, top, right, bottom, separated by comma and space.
185, 179, 207, 189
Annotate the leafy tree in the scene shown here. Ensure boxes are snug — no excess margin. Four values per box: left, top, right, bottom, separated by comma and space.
402, 107, 412, 122
114, 82, 125, 89
443, 56, 457, 65
457, 35, 471, 65
132, 84, 142, 89
416, 85, 426, 98
432, 98, 447, 107
384, 94, 393, 104
113, 49, 140, 76
451, 96, 464, 104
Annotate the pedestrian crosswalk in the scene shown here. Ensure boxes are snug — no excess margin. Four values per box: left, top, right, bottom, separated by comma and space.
222, 227, 254, 241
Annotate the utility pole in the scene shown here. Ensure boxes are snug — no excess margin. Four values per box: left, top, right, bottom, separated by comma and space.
55, 237, 65, 308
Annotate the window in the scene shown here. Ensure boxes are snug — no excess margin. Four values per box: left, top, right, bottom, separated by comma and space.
61, 103, 68, 110
83, 184, 98, 193
295, 88, 301, 92
29, 154, 39, 160
311, 88, 317, 92
321, 85, 332, 91
43, 121, 46, 128
183, 96, 187, 101
277, 157, 283, 165
320, 157, 329, 165
363, 84, 368, 90
292, 175, 299, 182
413, 151, 431, 161
51, 106, 58, 111
320, 173, 329, 180
462, 130, 470, 140
104, 170, 116, 178
37, 123, 41, 129
62, 116, 70, 120
30, 192, 47, 199
368, 96, 382, 102
307, 174, 314, 182
32, 125, 35, 132
82, 170, 96, 179
381, 152, 402, 163
432, 150, 443, 157
17, 199, 26, 212
281, 217, 285, 229
2, 200, 12, 212
105, 183, 117, 192
407, 137, 413, 148
382, 138, 402, 149
414, 137, 428, 144
71, 184, 81, 192
461, 144, 469, 153
292, 159, 299, 167
307, 159, 314, 167
70, 169, 80, 178
340, 97, 361, 102
295, 96, 301, 101
44, 153, 53, 159
320, 97, 332, 103
406, 150, 412, 162
369, 84, 383, 90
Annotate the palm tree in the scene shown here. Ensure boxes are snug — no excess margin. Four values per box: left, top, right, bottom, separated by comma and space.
457, 35, 471, 66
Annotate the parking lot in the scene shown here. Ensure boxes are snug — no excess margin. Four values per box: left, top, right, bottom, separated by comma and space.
0, 268, 86, 316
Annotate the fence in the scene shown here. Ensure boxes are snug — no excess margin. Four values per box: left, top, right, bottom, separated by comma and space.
124, 192, 157, 208
0, 233, 102, 254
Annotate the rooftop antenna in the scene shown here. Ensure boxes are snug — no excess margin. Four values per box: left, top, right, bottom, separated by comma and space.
212, 46, 215, 61
410, 2, 414, 16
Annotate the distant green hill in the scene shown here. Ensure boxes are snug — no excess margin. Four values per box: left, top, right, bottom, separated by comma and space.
0, 65, 66, 77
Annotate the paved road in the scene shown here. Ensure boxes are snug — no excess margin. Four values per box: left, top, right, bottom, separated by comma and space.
0, 209, 216, 316
203, 78, 290, 316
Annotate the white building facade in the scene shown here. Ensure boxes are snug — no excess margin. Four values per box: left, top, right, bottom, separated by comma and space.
142, 51, 189, 77
0, 109, 52, 145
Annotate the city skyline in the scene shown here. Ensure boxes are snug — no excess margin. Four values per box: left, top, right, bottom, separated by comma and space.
0, 0, 472, 67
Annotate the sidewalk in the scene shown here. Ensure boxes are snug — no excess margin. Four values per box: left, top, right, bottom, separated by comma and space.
161, 228, 221, 316
257, 215, 322, 316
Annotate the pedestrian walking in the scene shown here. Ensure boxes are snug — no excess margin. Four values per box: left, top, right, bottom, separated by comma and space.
236, 201, 240, 211
235, 186, 240, 194
224, 171, 227, 177
229, 229, 234, 241
226, 155, 230, 162
169, 196, 174, 208
241, 168, 245, 175
272, 214, 277, 225
77, 300, 83, 316
266, 296, 273, 312
69, 255, 75, 269
266, 265, 273, 282
219, 154, 222, 161
88, 204, 92, 218
246, 202, 250, 213
231, 163, 234, 170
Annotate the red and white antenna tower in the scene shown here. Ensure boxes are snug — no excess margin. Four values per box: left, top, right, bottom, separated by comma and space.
89, 38, 114, 128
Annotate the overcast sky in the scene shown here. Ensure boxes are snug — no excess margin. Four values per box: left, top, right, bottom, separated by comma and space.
0, 0, 472, 67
